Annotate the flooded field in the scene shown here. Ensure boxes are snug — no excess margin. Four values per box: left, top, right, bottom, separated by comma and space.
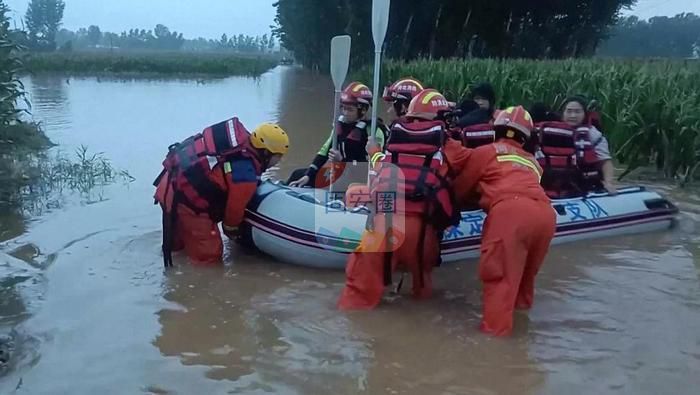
1, 66, 699, 394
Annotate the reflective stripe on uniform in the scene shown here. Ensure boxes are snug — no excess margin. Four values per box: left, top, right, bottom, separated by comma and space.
370, 152, 386, 167
496, 154, 542, 181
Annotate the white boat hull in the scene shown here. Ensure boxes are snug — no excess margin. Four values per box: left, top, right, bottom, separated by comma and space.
242, 182, 678, 269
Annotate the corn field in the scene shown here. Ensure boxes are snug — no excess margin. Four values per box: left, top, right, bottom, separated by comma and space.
358, 58, 700, 182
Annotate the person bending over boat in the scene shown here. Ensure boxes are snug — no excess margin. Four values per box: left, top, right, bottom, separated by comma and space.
338, 89, 457, 310
442, 106, 556, 336
288, 82, 388, 188
561, 96, 616, 194
153, 119, 290, 267
382, 77, 425, 124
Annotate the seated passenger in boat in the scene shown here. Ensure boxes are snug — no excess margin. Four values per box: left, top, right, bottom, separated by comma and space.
451, 82, 500, 151
288, 81, 388, 188
535, 96, 617, 198
382, 77, 425, 126
457, 82, 498, 128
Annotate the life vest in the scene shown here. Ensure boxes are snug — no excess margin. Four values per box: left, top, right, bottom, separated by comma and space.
369, 120, 455, 230
152, 117, 264, 267
336, 119, 388, 162
535, 121, 602, 198
460, 123, 496, 148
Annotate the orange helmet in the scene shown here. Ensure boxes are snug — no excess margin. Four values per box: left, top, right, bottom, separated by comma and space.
382, 77, 424, 102
405, 89, 451, 120
341, 82, 373, 107
493, 106, 534, 138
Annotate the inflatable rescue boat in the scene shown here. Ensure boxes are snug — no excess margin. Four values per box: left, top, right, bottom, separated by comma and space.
242, 180, 678, 269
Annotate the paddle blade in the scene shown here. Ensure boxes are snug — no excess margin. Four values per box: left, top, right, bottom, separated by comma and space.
330, 35, 351, 90
371, 0, 391, 49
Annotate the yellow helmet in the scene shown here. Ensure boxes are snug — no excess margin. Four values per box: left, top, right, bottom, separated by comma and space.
250, 123, 289, 155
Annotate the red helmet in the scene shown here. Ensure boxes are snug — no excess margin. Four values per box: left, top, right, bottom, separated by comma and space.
341, 82, 373, 106
382, 77, 424, 102
405, 89, 451, 120
493, 106, 534, 138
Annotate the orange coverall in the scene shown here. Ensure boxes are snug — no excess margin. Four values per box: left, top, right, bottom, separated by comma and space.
337, 215, 440, 309
443, 138, 556, 336
173, 158, 259, 265
337, 152, 445, 309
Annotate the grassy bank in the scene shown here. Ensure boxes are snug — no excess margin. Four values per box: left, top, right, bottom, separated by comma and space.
22, 51, 280, 77
358, 58, 700, 181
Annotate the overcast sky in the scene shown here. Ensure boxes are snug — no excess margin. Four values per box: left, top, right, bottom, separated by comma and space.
3, 0, 699, 39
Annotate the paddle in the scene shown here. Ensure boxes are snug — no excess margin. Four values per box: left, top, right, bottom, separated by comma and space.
329, 35, 351, 195
330, 35, 352, 153
366, 0, 391, 233
368, 0, 391, 147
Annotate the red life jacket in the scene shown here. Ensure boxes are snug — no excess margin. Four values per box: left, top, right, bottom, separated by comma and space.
460, 123, 496, 148
153, 117, 264, 215
370, 120, 455, 230
535, 121, 602, 198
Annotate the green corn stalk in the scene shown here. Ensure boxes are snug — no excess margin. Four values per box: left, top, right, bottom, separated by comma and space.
357, 58, 700, 184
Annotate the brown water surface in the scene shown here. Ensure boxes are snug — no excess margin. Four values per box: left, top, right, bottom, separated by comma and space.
0, 67, 699, 394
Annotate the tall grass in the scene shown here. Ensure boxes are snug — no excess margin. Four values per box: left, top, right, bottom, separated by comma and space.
358, 58, 700, 182
23, 51, 279, 77
0, 145, 134, 215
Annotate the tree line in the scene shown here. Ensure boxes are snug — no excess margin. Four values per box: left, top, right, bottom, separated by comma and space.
52, 26, 277, 53
597, 13, 700, 58
10, 0, 277, 54
273, 0, 638, 70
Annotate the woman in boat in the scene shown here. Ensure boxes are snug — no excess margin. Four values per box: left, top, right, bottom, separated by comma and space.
288, 82, 387, 188
560, 96, 617, 194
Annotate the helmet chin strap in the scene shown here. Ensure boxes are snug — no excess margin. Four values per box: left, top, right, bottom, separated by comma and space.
255, 147, 273, 169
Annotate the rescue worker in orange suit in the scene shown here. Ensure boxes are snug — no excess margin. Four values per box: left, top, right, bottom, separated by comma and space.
343, 77, 427, 209
442, 106, 557, 336
338, 89, 457, 310
153, 119, 290, 267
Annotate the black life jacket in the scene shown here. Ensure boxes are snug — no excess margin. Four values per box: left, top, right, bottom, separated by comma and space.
336, 119, 388, 162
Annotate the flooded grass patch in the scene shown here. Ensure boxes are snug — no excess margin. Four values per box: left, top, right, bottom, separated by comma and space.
0, 144, 134, 242
23, 51, 279, 77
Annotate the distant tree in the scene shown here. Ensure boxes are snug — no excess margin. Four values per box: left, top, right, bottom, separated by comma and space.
25, 0, 66, 51
87, 25, 101, 46
273, 0, 636, 67
598, 13, 700, 58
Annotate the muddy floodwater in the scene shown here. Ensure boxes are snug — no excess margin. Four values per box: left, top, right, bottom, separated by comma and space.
1, 66, 699, 394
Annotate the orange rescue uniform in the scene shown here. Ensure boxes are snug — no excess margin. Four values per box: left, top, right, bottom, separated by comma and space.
337, 118, 455, 310
172, 158, 259, 265
443, 138, 556, 336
